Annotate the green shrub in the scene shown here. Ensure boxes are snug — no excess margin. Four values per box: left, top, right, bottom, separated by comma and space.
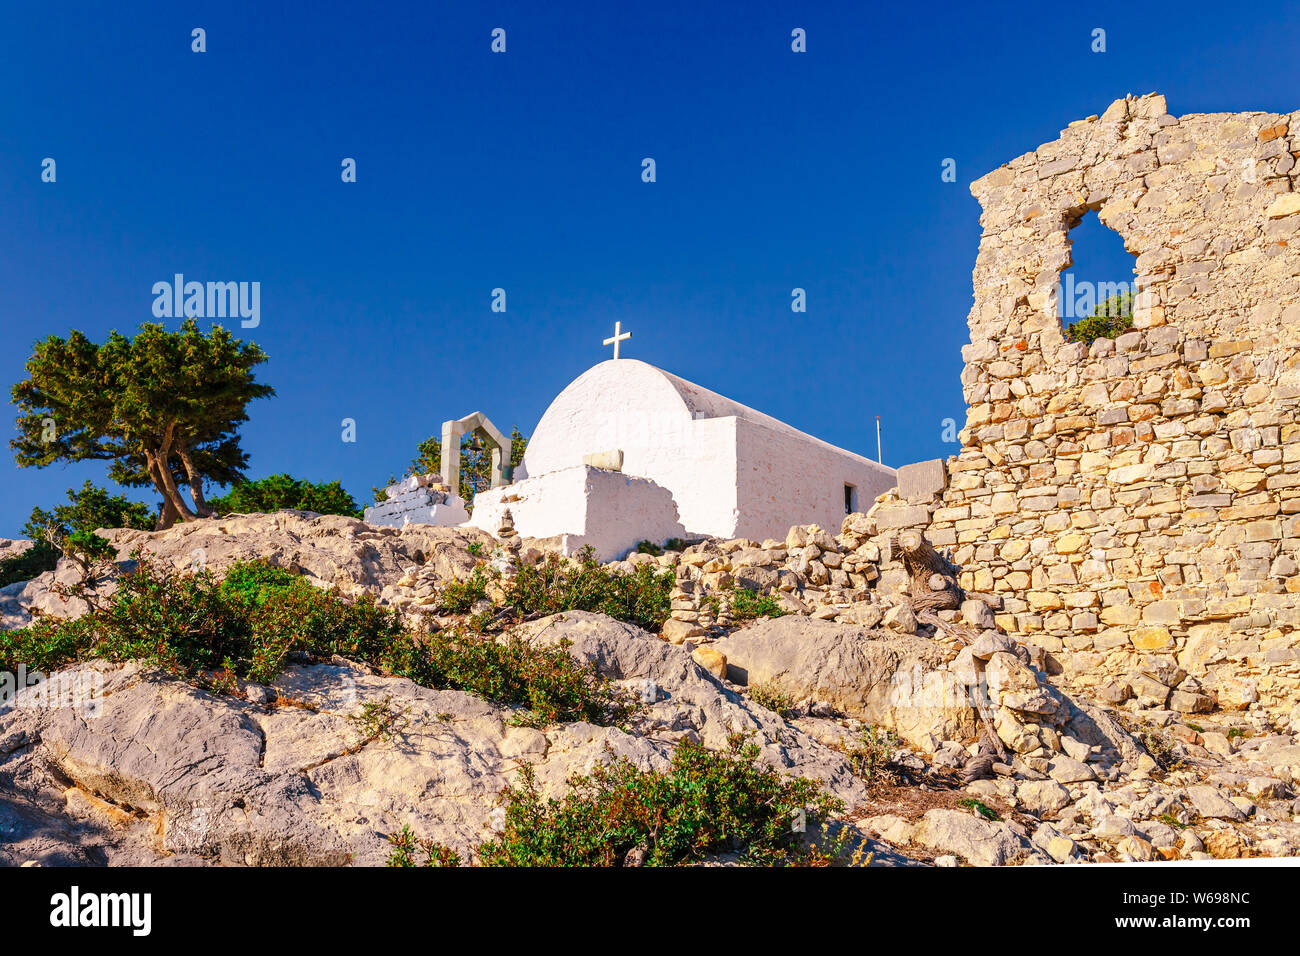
958, 797, 999, 821
1065, 291, 1134, 346
506, 547, 672, 633
438, 568, 489, 614
750, 683, 798, 719
62, 530, 115, 564
23, 480, 156, 541
400, 735, 846, 867
846, 726, 899, 783
0, 541, 59, 588
729, 586, 785, 622
634, 540, 663, 556
208, 474, 362, 518
387, 825, 461, 867
0, 558, 632, 726
2, 481, 154, 587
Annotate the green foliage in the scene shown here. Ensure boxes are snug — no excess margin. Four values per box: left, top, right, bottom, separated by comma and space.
387, 629, 637, 728
728, 586, 785, 622
506, 547, 673, 633
23, 480, 156, 542
1064, 291, 1134, 346
750, 683, 797, 719
0, 558, 631, 727
2, 481, 152, 587
346, 696, 411, 744
847, 726, 899, 783
387, 826, 461, 867
0, 541, 60, 588
10, 320, 273, 526
61, 530, 115, 564
208, 473, 362, 518
958, 798, 1000, 821
469, 735, 846, 867
635, 539, 694, 556
437, 568, 489, 614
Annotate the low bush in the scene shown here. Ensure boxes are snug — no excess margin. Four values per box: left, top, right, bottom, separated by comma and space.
750, 682, 798, 719
846, 726, 899, 783
22, 480, 156, 542
2, 481, 156, 588
506, 547, 672, 633
728, 586, 785, 622
438, 567, 489, 614
394, 735, 846, 867
0, 558, 632, 726
0, 541, 59, 588
207, 474, 362, 519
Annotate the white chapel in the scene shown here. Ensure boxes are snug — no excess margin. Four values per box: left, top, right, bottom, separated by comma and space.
467, 357, 896, 559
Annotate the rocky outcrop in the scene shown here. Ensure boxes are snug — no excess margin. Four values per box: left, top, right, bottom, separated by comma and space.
712, 617, 978, 746
0, 612, 878, 866
0, 512, 499, 631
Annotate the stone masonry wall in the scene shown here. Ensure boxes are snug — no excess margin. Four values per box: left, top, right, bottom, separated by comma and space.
908, 93, 1300, 719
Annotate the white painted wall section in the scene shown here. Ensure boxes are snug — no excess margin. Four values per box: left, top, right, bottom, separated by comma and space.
467, 465, 686, 562
518, 360, 896, 541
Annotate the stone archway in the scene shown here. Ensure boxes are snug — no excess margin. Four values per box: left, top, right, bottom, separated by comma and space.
440, 411, 510, 500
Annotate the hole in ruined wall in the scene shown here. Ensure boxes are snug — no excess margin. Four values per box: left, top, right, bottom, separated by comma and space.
1058, 208, 1138, 344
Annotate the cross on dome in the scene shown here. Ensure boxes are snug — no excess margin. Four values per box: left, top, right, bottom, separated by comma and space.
603, 321, 631, 359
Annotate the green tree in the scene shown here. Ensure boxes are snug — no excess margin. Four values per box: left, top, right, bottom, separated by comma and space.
1, 482, 151, 588
11, 320, 273, 528
207, 474, 362, 518
1065, 291, 1134, 346
23, 480, 156, 541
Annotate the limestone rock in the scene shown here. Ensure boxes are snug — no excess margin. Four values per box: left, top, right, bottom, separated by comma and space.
712, 617, 978, 746
0, 613, 876, 866
911, 809, 1033, 867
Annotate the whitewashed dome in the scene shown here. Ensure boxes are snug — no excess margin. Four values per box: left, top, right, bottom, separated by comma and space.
519, 359, 877, 479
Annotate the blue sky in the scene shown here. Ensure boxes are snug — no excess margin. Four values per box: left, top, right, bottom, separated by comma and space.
2, 1, 1298, 537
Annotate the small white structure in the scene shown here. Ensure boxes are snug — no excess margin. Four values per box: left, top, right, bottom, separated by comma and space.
470, 359, 895, 550
364, 474, 469, 528
469, 465, 686, 562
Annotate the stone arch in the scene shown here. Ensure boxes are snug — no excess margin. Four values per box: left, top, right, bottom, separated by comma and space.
441, 411, 510, 499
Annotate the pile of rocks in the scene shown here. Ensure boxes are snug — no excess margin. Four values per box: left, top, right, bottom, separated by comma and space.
628, 520, 935, 645
363, 473, 468, 529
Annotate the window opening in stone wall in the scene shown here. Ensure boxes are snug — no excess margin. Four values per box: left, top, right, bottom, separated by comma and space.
1059, 210, 1139, 347
844, 483, 858, 515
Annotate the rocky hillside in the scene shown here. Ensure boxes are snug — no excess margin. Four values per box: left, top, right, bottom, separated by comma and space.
1, 511, 1298, 866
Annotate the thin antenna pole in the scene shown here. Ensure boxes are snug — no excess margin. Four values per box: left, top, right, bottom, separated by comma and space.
876, 415, 882, 463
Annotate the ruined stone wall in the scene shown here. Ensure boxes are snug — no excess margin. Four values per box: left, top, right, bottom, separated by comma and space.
913, 93, 1300, 718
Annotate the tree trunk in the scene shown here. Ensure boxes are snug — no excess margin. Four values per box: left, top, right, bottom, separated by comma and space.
145, 443, 196, 529
175, 443, 213, 517
156, 495, 184, 531
896, 529, 962, 612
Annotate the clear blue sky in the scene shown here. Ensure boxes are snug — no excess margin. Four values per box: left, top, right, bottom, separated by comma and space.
2, 1, 1297, 537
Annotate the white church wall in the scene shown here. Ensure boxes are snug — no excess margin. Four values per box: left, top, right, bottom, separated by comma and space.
518, 359, 898, 544
732, 417, 896, 541
466, 464, 686, 562
519, 363, 739, 538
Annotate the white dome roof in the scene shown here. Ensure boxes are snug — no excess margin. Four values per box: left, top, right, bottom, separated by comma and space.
521, 359, 879, 477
